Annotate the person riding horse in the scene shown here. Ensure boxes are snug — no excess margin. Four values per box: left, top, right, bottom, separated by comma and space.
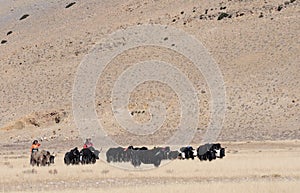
31, 140, 40, 153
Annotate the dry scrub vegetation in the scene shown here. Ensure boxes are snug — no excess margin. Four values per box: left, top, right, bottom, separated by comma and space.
0, 141, 299, 192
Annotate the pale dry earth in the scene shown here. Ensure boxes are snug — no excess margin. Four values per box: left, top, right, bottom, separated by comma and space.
0, 0, 299, 144
0, 0, 299, 192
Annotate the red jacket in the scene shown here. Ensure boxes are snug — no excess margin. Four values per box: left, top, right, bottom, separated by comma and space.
31, 143, 40, 153
83, 143, 93, 149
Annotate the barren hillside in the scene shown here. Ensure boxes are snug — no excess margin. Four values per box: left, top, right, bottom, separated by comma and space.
0, 0, 299, 146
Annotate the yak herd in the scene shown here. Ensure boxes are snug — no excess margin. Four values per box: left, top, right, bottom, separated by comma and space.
30, 143, 225, 167
64, 147, 101, 165
105, 143, 225, 167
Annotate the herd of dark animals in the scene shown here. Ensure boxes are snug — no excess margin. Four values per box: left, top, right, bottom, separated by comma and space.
106, 144, 225, 167
30, 143, 225, 167
64, 147, 101, 165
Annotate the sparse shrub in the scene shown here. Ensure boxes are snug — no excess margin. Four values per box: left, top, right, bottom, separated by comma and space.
218, 13, 229, 20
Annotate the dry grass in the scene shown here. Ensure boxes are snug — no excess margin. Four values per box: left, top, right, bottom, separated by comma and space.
6, 181, 300, 193
0, 141, 299, 192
